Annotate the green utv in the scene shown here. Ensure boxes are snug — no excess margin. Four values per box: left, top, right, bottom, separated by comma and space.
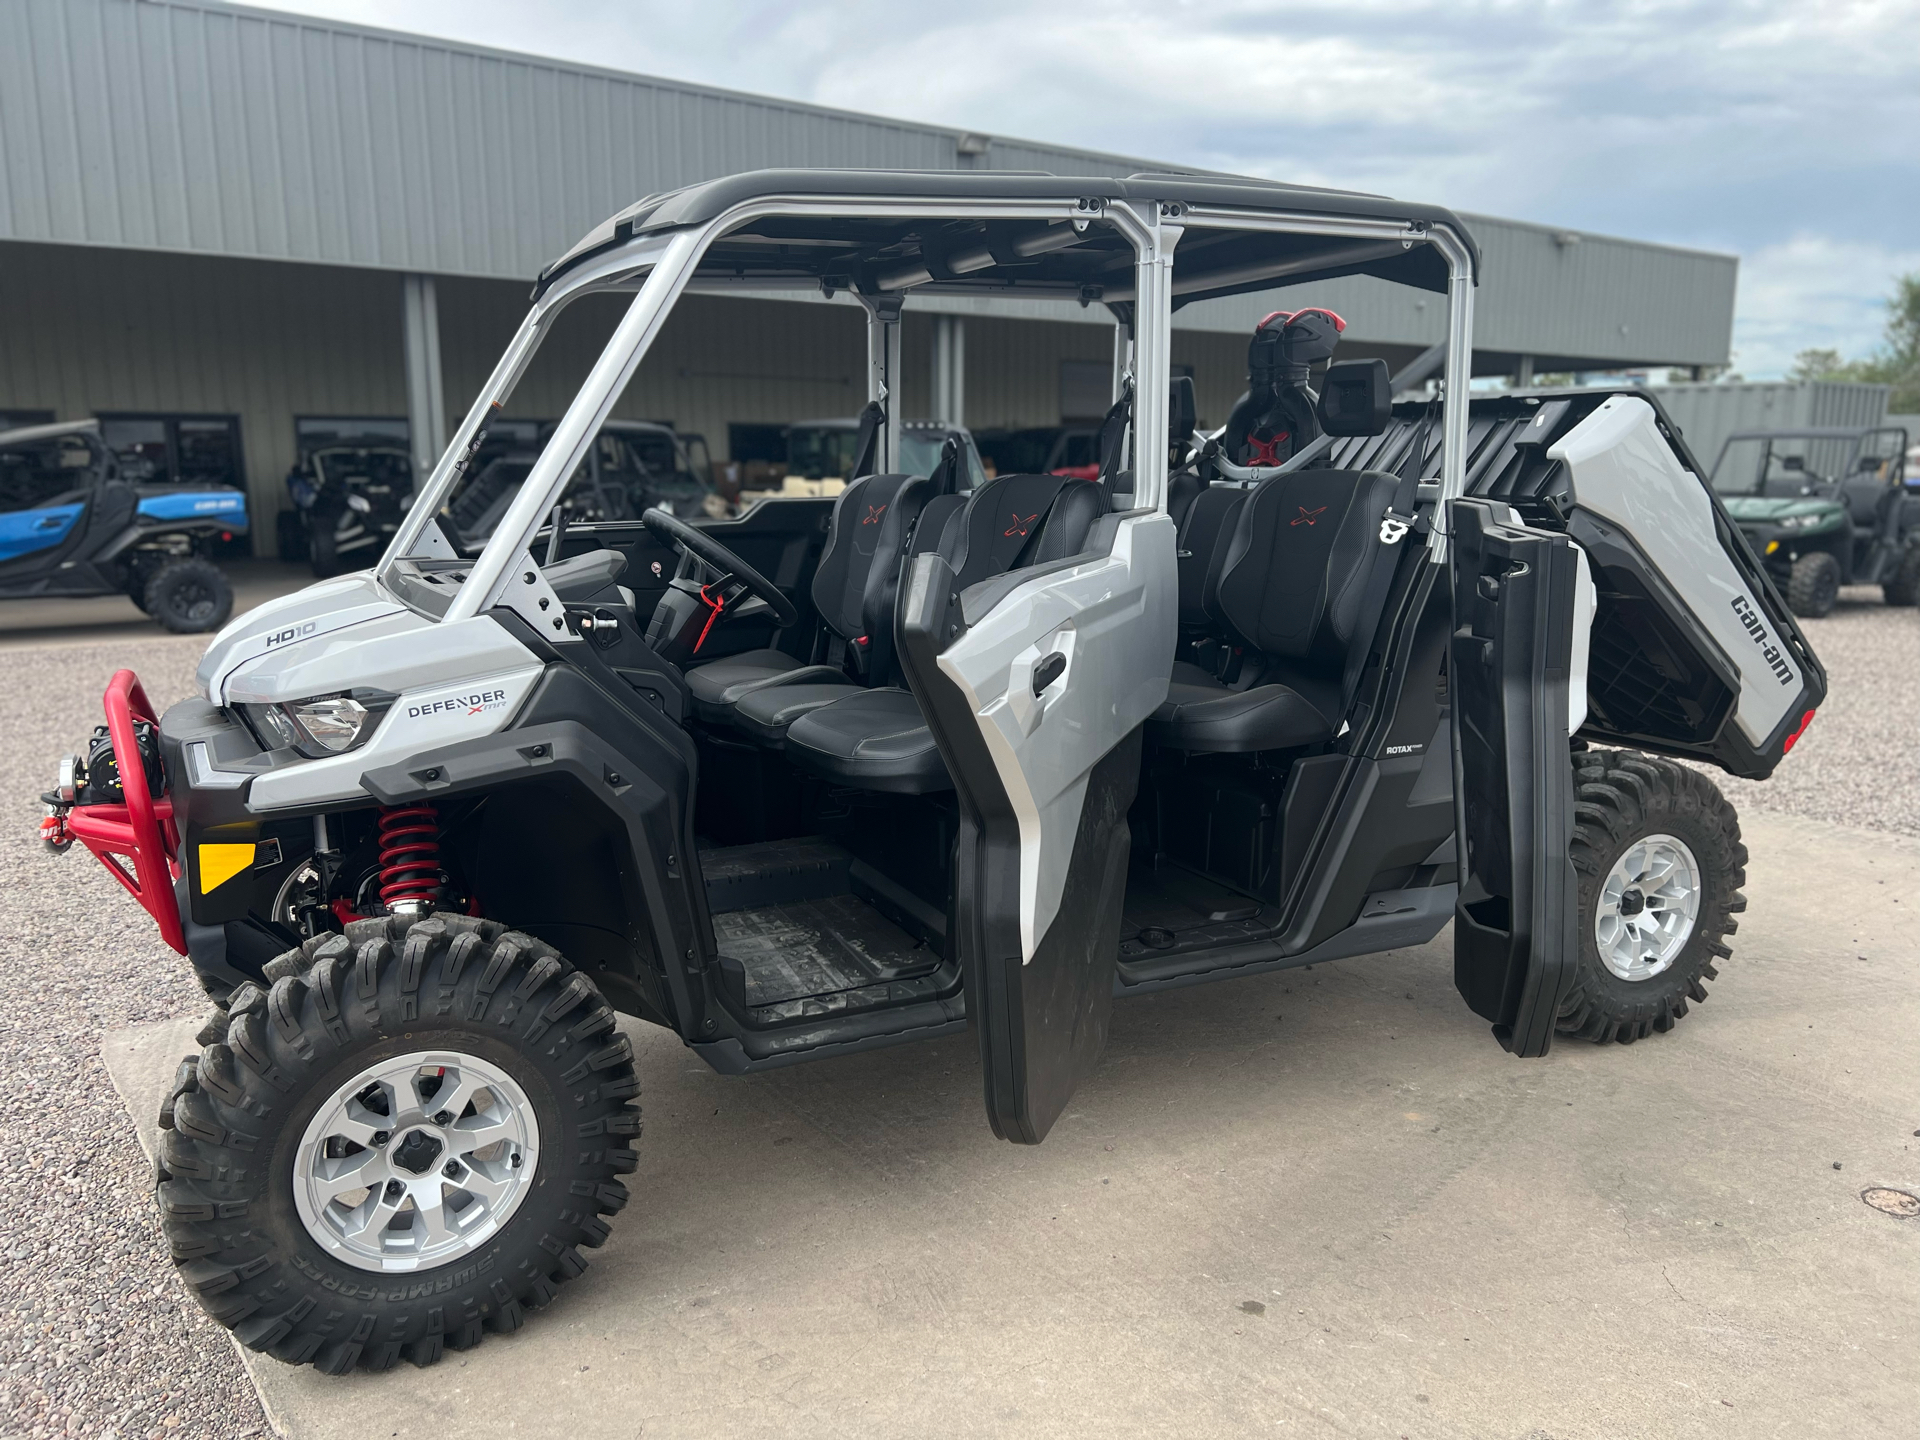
1709, 425, 1916, 617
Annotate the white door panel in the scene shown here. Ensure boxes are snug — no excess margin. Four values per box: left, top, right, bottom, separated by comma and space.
936, 511, 1176, 958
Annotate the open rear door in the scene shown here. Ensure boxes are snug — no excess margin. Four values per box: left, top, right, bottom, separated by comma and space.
1447, 499, 1582, 1056
899, 513, 1175, 1142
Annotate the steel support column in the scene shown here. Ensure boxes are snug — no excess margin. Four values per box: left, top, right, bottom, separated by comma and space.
402, 275, 447, 485
932, 314, 966, 427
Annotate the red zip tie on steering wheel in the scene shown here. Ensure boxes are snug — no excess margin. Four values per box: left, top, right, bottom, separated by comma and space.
693, 582, 727, 653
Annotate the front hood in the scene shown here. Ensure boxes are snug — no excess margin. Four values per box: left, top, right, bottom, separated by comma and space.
196, 570, 542, 708
1722, 496, 1839, 525
196, 572, 406, 699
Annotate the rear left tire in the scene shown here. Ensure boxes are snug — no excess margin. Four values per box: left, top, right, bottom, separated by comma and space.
1883, 545, 1920, 607
1558, 750, 1746, 1045
157, 914, 640, 1373
143, 558, 234, 633
1786, 551, 1840, 617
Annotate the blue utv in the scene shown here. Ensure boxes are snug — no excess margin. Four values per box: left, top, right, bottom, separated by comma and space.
0, 418, 247, 632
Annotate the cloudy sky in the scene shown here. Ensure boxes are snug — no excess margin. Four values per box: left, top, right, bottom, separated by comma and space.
256, 0, 1919, 378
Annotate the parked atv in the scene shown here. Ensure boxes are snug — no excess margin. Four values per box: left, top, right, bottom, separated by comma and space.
0, 419, 244, 631
281, 435, 416, 578
1710, 425, 1915, 615
43, 170, 1823, 1376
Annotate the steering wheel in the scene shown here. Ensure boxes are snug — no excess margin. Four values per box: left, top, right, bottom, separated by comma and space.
640, 508, 798, 628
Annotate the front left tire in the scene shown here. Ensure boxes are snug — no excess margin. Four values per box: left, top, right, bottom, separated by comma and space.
158, 914, 640, 1374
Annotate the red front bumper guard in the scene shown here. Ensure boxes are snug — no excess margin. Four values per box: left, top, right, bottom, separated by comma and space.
52, 670, 186, 955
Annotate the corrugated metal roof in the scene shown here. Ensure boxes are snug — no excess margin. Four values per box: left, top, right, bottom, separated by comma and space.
0, 0, 1736, 365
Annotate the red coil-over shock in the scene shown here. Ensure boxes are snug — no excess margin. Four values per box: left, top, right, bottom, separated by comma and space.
376, 803, 443, 910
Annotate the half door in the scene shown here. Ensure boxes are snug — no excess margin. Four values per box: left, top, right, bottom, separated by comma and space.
0, 435, 95, 583
899, 510, 1176, 1142
1447, 498, 1582, 1056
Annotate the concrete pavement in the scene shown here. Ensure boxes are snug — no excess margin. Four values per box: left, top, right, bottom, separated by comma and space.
104, 808, 1919, 1439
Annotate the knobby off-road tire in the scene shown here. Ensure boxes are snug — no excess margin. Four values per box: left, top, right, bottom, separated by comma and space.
1785, 551, 1840, 618
1882, 545, 1920, 607
309, 521, 341, 579
1557, 750, 1747, 1045
157, 913, 639, 1374
143, 557, 234, 633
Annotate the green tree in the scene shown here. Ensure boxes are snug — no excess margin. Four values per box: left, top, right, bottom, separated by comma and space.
1873, 273, 1920, 412
1800, 274, 1920, 410
1790, 347, 1855, 382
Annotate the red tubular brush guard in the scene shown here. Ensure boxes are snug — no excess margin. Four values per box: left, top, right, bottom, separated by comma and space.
66, 670, 186, 955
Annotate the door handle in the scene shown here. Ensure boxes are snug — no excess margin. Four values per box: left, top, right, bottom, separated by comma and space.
36, 515, 67, 529
1031, 651, 1067, 695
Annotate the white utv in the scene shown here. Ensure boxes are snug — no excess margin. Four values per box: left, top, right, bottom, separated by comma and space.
42, 170, 1825, 1374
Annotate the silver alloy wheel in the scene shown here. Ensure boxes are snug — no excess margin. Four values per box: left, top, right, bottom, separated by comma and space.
292, 1050, 540, 1273
1594, 833, 1702, 982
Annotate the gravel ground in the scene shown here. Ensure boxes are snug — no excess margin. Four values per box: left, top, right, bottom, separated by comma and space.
1693, 588, 1920, 836
0, 593, 1909, 1439
0, 636, 268, 1440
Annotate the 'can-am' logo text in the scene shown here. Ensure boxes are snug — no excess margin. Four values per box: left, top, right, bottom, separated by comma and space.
264, 621, 318, 647
1729, 596, 1795, 687
409, 689, 508, 720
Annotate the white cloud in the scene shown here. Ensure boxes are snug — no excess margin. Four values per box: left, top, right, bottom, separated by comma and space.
1732, 238, 1920, 379
245, 0, 1920, 374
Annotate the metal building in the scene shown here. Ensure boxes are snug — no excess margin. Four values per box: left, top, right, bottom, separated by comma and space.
1653, 381, 1894, 477
0, 0, 1742, 553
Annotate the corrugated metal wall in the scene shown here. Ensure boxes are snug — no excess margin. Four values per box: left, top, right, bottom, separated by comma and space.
0, 239, 405, 533
1, 239, 1259, 548
1655, 381, 1892, 476
0, 0, 1735, 367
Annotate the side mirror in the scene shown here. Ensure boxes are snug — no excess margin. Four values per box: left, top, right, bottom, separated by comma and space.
1318, 359, 1391, 437
1168, 375, 1197, 449
1781, 455, 1806, 471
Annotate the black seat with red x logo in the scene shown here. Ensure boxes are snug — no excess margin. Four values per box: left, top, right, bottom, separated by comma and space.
685, 469, 937, 731
1149, 467, 1403, 753
778, 473, 1111, 792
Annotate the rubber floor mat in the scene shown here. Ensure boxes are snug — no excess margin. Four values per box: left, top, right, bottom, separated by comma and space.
713, 893, 937, 1007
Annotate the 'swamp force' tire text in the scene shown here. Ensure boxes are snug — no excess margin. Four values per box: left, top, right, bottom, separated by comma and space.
157, 913, 639, 1374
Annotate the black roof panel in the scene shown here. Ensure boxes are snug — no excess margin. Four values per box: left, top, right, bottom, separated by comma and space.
534, 168, 1474, 305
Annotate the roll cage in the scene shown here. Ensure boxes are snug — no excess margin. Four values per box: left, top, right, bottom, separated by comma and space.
374, 171, 1479, 622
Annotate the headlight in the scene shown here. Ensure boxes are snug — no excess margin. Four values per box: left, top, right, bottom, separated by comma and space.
346, 493, 373, 514
1777, 512, 1828, 531
243, 690, 395, 758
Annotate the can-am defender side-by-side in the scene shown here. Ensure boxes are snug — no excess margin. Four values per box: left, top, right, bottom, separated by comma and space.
1, 418, 246, 631
1709, 425, 1916, 615
41, 171, 1823, 1375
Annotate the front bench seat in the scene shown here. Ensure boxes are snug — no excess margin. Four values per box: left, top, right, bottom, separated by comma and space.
1149, 468, 1401, 754
784, 473, 1112, 792
684, 471, 928, 722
